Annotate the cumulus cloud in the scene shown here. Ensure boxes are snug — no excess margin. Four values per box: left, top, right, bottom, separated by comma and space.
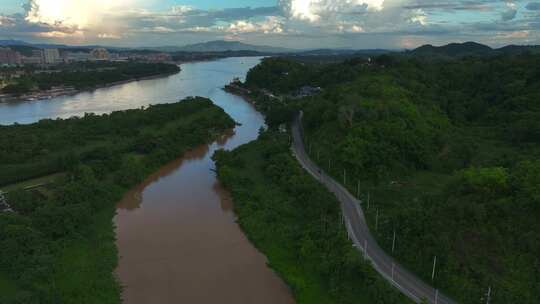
0, 0, 538, 48
501, 1, 518, 21
279, 0, 383, 23
25, 0, 137, 28
227, 17, 285, 34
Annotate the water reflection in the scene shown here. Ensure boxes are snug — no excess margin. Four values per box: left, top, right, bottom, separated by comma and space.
116, 128, 236, 212
214, 182, 234, 212
0, 57, 263, 125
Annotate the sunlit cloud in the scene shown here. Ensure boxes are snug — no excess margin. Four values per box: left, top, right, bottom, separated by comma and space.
25, 0, 136, 29
37, 30, 84, 38
0, 0, 538, 48
227, 17, 285, 34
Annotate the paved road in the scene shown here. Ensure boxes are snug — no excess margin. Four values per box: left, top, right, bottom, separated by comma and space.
291, 113, 456, 304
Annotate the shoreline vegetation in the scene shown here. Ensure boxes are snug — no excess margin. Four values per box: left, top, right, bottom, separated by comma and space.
223, 83, 256, 105
0, 62, 181, 104
213, 130, 412, 304
231, 54, 540, 303
0, 71, 179, 104
0, 97, 235, 303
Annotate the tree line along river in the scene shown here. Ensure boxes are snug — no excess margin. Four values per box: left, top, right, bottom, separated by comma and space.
0, 57, 295, 304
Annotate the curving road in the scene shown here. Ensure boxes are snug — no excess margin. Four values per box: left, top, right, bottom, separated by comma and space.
291, 113, 456, 304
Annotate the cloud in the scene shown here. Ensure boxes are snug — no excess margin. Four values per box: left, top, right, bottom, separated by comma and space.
279, 0, 384, 22
0, 15, 17, 27
501, 9, 517, 21
0, 0, 538, 48
25, 0, 137, 28
226, 17, 285, 34
526, 2, 540, 10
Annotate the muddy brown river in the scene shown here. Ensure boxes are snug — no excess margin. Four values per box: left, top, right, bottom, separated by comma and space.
0, 57, 294, 303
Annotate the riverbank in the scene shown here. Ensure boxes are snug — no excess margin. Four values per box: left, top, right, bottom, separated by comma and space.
213, 130, 411, 304
0, 70, 180, 103
223, 83, 262, 109
0, 98, 236, 303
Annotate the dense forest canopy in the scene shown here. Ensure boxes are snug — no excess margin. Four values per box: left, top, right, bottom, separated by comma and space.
214, 130, 411, 304
240, 53, 540, 303
0, 98, 235, 303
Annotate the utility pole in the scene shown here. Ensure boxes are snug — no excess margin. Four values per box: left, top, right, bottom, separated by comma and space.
431, 256, 437, 281
364, 240, 368, 260
486, 286, 491, 304
392, 230, 396, 254
375, 208, 379, 231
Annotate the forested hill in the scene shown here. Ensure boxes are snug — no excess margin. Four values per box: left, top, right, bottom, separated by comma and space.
240, 53, 540, 303
409, 42, 540, 57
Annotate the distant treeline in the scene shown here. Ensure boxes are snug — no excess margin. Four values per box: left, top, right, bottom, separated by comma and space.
0, 98, 235, 303
171, 50, 266, 62
2, 62, 180, 95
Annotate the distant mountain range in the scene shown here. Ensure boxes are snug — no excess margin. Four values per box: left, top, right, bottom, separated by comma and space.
0, 39, 130, 51
410, 41, 540, 57
148, 40, 295, 54
0, 39, 293, 54
1, 39, 539, 57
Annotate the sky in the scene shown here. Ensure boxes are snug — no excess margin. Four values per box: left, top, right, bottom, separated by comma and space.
0, 0, 539, 49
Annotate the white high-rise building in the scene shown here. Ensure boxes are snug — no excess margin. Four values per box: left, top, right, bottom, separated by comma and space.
42, 48, 61, 64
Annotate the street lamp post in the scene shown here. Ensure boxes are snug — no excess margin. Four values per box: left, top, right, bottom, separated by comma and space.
392, 230, 396, 254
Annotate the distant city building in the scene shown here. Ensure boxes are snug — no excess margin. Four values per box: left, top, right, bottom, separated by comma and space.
21, 49, 44, 65
63, 51, 92, 62
0, 47, 22, 65
32, 49, 43, 58
91, 48, 110, 60
21, 56, 43, 65
42, 48, 61, 64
